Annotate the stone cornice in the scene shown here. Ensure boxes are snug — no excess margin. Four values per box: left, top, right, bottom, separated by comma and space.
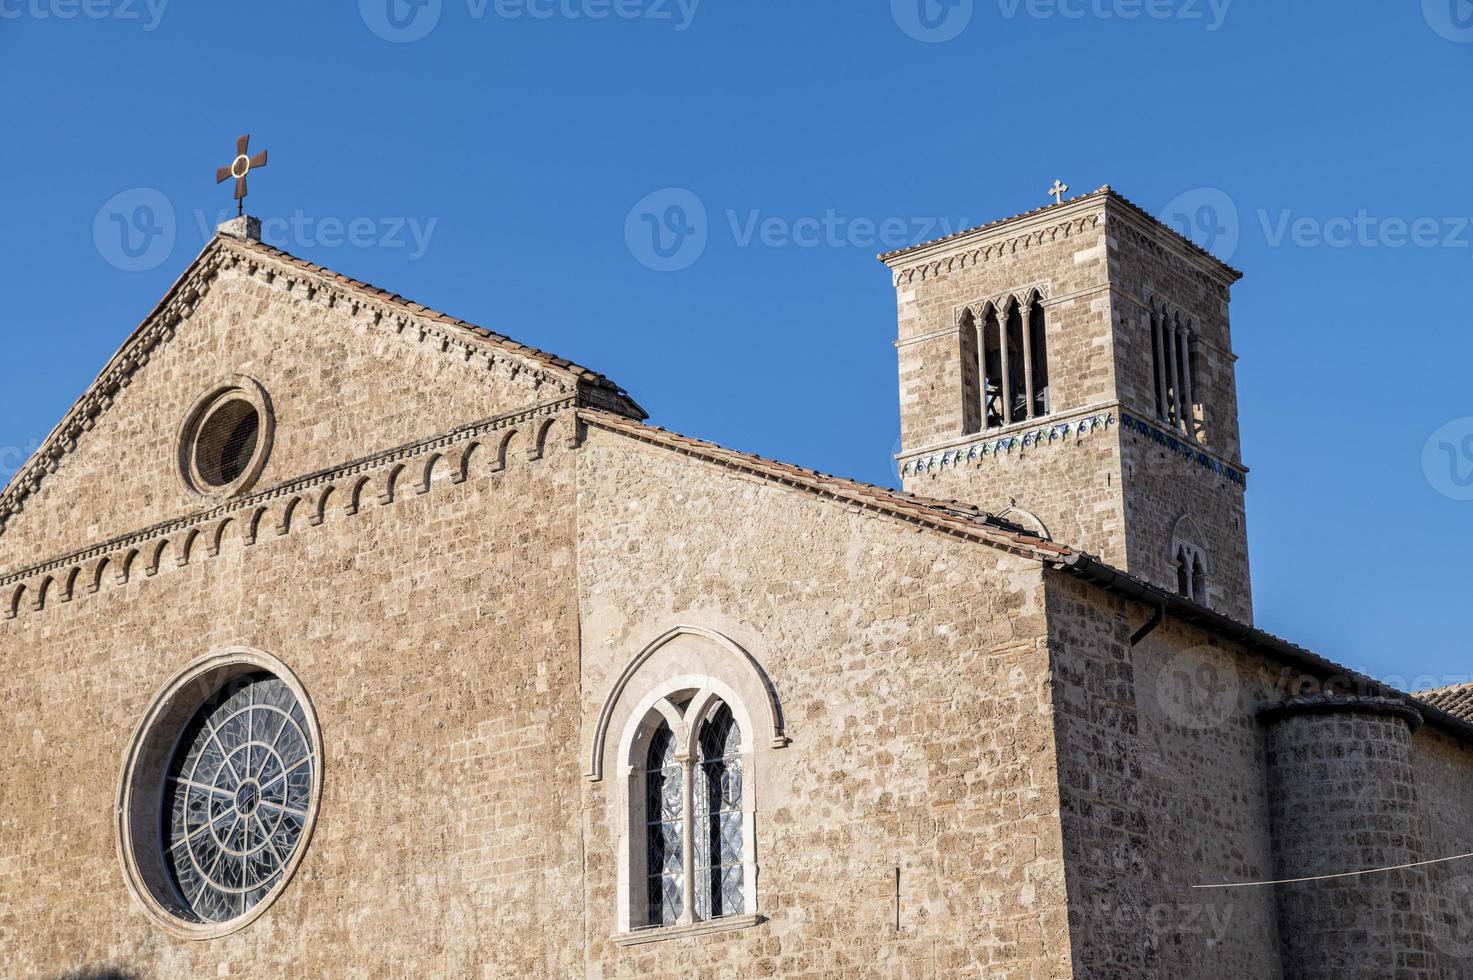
1105, 201, 1239, 296
1112, 287, 1235, 362
1, 398, 576, 615
1118, 412, 1248, 485
885, 209, 1104, 287
1258, 694, 1423, 732
899, 407, 1118, 478
0, 238, 226, 542
880, 187, 1243, 293
0, 235, 638, 541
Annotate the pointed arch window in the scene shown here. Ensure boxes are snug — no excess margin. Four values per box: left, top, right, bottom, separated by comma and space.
959, 309, 982, 435
629, 692, 755, 932
972, 292, 1051, 432
1028, 294, 1050, 418
693, 705, 744, 921
645, 722, 684, 927
981, 307, 1005, 429
1150, 303, 1198, 441
1170, 515, 1211, 605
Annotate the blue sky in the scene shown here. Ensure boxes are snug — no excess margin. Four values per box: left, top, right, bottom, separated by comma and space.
1, 2, 1470, 688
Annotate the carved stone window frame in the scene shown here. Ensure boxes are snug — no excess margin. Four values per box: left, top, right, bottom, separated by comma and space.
115, 647, 323, 940
176, 376, 275, 501
588, 625, 787, 942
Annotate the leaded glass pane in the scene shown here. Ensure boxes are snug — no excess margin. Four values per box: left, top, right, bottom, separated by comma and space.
644, 722, 683, 926
160, 673, 315, 924
694, 704, 744, 920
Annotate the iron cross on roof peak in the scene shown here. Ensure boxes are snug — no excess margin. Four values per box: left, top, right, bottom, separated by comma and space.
1049, 180, 1069, 205
216, 134, 268, 217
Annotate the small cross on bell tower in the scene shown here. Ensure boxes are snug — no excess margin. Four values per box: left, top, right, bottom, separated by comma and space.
1049, 179, 1069, 205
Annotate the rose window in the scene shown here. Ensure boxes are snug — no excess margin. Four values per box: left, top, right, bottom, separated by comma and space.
161, 672, 316, 923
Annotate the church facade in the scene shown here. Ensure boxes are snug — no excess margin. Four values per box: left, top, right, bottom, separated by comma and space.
2, 189, 1471, 979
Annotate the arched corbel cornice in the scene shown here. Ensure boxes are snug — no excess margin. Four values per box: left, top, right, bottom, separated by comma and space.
586, 625, 789, 782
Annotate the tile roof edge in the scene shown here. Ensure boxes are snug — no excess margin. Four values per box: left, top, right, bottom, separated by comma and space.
224, 235, 645, 411
0, 232, 648, 539
0, 234, 230, 518
576, 409, 1070, 562
1053, 552, 1473, 744
877, 185, 1243, 282
1414, 679, 1473, 693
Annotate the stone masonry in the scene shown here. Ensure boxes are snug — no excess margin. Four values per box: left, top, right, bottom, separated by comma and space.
884, 188, 1251, 623
2, 198, 1472, 978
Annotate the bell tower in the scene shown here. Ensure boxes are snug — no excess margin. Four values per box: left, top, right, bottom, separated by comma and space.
880, 186, 1253, 622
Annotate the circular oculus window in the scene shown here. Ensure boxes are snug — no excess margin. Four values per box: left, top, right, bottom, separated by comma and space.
118, 650, 322, 938
178, 379, 274, 498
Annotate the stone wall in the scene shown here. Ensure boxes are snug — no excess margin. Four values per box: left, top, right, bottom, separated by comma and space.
0, 423, 589, 977
1410, 728, 1473, 976
1042, 568, 1473, 979
904, 417, 1128, 571
1104, 209, 1242, 460
887, 194, 1253, 618
0, 245, 567, 572
1261, 699, 1436, 979
1118, 429, 1252, 623
890, 200, 1114, 460
575, 423, 1073, 978
0, 397, 1081, 978
1044, 571, 1284, 978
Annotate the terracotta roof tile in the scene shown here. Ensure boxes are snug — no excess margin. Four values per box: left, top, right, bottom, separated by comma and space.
1415, 681, 1473, 722
577, 409, 1071, 561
